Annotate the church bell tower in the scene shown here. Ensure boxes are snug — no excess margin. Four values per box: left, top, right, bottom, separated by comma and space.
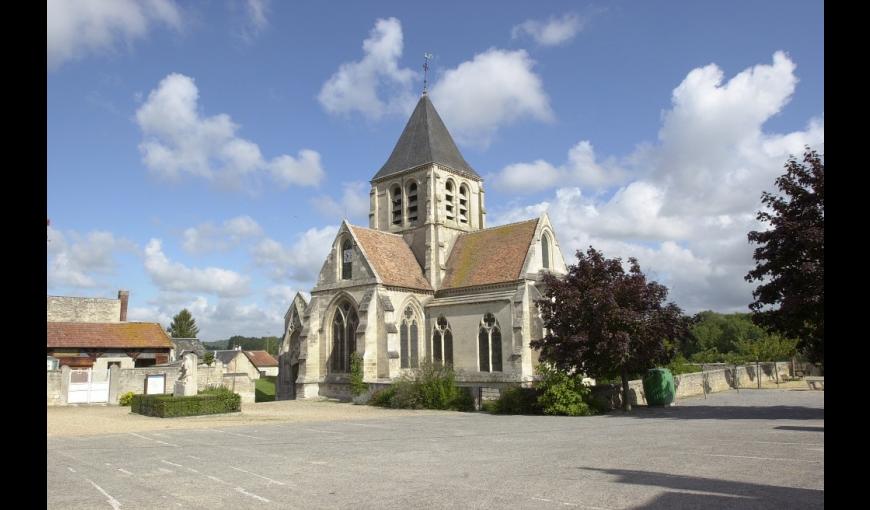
368, 93, 486, 290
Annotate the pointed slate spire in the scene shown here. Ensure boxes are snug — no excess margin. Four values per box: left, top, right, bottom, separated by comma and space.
372, 95, 480, 182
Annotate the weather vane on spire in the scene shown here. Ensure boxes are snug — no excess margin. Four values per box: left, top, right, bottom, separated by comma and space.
423, 53, 433, 95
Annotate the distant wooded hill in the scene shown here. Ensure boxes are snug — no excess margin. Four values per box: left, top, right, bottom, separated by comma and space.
203, 336, 281, 356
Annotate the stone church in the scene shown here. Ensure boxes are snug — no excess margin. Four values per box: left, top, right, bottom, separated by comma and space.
276, 93, 568, 400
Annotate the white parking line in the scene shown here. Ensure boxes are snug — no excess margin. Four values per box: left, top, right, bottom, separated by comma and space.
531, 496, 612, 510
86, 478, 121, 510
234, 487, 270, 503
301, 428, 344, 435
128, 432, 179, 447
210, 429, 265, 440
118, 468, 134, 476
161, 460, 184, 468
691, 453, 823, 463
67, 467, 76, 473
230, 466, 286, 486
207, 475, 226, 484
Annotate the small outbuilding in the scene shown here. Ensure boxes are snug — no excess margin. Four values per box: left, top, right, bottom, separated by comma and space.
244, 350, 279, 377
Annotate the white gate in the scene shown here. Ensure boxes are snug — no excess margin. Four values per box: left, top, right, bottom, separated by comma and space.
68, 369, 111, 404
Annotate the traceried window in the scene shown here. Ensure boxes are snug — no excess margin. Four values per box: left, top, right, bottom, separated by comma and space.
445, 180, 455, 221
341, 239, 353, 280
391, 185, 403, 225
400, 306, 419, 369
458, 184, 469, 224
330, 301, 358, 373
431, 315, 453, 366
407, 182, 419, 225
478, 313, 502, 372
541, 232, 551, 270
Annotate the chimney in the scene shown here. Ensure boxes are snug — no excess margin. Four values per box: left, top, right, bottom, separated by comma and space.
118, 290, 129, 322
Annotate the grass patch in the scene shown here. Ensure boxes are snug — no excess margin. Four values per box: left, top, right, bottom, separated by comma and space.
255, 376, 276, 402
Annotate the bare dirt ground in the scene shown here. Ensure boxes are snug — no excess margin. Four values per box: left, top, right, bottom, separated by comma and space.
47, 399, 452, 437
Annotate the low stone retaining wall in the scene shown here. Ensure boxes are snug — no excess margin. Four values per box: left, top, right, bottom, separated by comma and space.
591, 362, 797, 409
46, 363, 255, 406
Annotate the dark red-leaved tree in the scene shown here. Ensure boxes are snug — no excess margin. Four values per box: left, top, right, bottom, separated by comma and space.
746, 147, 824, 365
532, 247, 687, 411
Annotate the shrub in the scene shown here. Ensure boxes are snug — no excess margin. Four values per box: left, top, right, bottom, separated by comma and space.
349, 352, 367, 397
369, 386, 397, 407
131, 387, 241, 418
536, 364, 594, 416
368, 361, 472, 411
491, 387, 542, 415
118, 391, 136, 406
667, 355, 702, 376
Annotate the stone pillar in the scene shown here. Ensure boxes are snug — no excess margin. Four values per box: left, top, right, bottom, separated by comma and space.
60, 365, 70, 405
108, 364, 121, 404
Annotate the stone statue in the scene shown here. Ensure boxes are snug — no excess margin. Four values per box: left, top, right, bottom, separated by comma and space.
174, 352, 198, 396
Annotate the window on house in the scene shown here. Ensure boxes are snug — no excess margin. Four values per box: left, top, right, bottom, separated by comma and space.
478, 313, 503, 372
458, 184, 469, 224
542, 232, 551, 270
391, 185, 403, 225
445, 180, 455, 221
341, 239, 353, 280
400, 306, 419, 368
407, 182, 418, 225
431, 315, 453, 366
330, 301, 358, 373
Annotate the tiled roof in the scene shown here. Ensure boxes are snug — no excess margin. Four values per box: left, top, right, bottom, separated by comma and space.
46, 322, 173, 349
372, 95, 479, 182
349, 225, 433, 291
172, 338, 206, 358
213, 350, 244, 366
244, 350, 278, 368
441, 219, 539, 290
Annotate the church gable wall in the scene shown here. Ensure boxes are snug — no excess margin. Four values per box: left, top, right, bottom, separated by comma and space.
314, 227, 377, 291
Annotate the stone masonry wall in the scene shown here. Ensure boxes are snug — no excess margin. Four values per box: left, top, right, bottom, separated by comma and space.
47, 296, 121, 322
47, 363, 256, 405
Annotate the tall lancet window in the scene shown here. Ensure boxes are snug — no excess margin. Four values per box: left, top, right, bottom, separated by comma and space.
458, 184, 469, 224
331, 301, 358, 373
407, 182, 419, 225
431, 315, 453, 366
391, 185, 403, 225
478, 313, 503, 372
541, 232, 551, 270
341, 239, 353, 280
400, 306, 419, 369
445, 180, 455, 221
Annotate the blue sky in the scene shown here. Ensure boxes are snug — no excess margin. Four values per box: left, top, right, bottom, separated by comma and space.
47, 0, 824, 341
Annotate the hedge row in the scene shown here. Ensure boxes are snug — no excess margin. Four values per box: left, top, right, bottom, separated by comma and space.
131, 388, 241, 418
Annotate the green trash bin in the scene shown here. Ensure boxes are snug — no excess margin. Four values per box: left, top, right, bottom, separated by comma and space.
643, 368, 675, 406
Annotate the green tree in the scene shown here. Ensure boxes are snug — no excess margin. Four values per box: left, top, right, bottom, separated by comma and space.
203, 351, 215, 366
532, 247, 688, 411
168, 309, 200, 338
746, 147, 824, 364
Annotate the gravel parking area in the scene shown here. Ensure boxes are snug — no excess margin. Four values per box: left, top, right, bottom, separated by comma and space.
48, 389, 823, 509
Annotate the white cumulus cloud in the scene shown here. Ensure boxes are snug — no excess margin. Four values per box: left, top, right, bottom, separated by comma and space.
311, 182, 370, 222
47, 227, 136, 289
318, 17, 417, 120
430, 49, 554, 146
136, 73, 325, 191
252, 226, 337, 285
144, 238, 251, 296
47, 0, 182, 70
496, 140, 628, 193
182, 215, 264, 255
491, 52, 823, 313
511, 13, 584, 46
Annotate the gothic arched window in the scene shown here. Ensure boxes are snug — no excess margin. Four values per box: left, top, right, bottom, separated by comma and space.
341, 239, 353, 280
478, 313, 502, 372
407, 182, 419, 225
400, 306, 419, 369
541, 232, 551, 270
445, 180, 455, 221
431, 315, 453, 366
391, 185, 403, 225
330, 301, 358, 373
458, 184, 469, 225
